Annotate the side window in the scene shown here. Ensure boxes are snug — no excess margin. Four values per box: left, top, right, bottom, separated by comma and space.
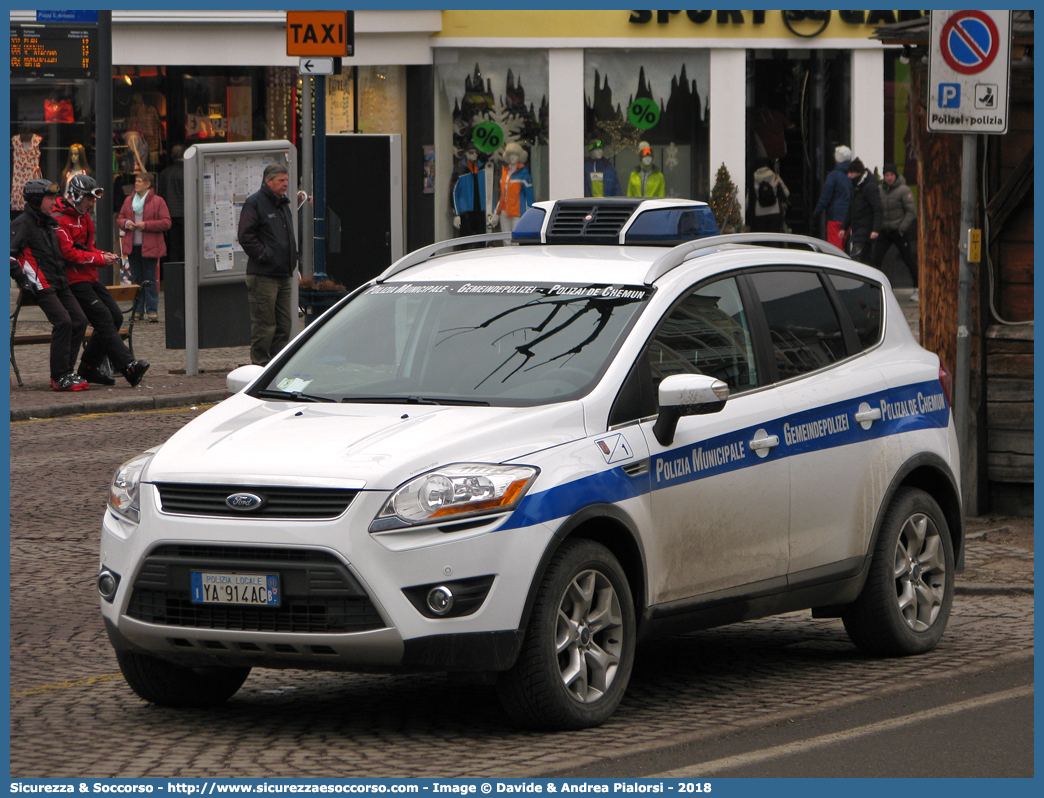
748, 270, 846, 381
647, 277, 758, 394
829, 273, 884, 351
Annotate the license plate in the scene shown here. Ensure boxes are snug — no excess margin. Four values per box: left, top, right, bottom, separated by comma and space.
190, 572, 280, 606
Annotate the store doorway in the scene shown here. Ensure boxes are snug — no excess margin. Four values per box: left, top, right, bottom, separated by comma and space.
325, 134, 403, 290
746, 49, 851, 238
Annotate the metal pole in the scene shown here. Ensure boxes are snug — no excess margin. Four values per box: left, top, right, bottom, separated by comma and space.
184, 146, 199, 376
313, 75, 327, 280
95, 11, 114, 269
955, 133, 976, 511
300, 76, 314, 280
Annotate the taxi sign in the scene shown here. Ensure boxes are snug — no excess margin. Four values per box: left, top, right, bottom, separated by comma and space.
928, 10, 1011, 134
286, 10, 353, 57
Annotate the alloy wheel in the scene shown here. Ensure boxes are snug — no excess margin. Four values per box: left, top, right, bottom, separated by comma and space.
893, 512, 947, 631
555, 568, 624, 703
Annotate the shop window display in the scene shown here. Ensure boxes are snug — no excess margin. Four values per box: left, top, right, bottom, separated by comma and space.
435, 49, 549, 238
10, 80, 96, 215
183, 75, 252, 143
60, 143, 92, 195
585, 50, 710, 201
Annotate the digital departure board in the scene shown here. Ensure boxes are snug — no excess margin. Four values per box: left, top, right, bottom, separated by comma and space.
11, 24, 97, 79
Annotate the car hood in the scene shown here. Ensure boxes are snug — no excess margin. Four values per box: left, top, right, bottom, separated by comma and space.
144, 394, 587, 490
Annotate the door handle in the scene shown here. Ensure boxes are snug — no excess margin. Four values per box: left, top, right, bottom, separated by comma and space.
749, 435, 779, 451
854, 408, 882, 424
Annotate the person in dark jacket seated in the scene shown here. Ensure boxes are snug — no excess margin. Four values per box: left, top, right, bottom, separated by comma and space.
10, 179, 89, 391
237, 163, 300, 366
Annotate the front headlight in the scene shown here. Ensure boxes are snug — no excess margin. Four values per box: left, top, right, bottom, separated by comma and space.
371, 463, 539, 531
108, 452, 153, 523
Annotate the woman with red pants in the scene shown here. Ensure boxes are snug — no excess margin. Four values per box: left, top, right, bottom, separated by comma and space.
117, 172, 170, 322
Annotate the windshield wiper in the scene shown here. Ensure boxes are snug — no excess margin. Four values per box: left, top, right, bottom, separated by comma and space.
257, 389, 335, 403
339, 395, 490, 406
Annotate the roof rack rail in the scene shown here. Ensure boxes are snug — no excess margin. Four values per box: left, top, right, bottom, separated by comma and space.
375, 232, 513, 282
643, 232, 848, 285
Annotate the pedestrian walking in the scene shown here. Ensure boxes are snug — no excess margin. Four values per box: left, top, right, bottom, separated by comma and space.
53, 174, 151, 387
9, 179, 89, 391
813, 145, 853, 250
117, 172, 171, 322
874, 163, 919, 301
842, 158, 883, 265
237, 162, 299, 366
750, 157, 790, 233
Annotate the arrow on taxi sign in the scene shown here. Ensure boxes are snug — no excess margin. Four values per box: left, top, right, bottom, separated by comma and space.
299, 57, 335, 76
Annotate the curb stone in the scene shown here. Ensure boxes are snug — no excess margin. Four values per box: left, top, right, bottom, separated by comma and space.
9, 390, 228, 422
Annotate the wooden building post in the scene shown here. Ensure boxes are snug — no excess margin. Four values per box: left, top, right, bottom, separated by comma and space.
908, 62, 985, 513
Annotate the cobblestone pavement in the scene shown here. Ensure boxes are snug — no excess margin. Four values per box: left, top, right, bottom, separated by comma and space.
8, 403, 1033, 778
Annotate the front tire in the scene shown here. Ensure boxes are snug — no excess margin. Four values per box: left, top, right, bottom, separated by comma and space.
116, 650, 251, 708
843, 487, 955, 655
497, 539, 636, 730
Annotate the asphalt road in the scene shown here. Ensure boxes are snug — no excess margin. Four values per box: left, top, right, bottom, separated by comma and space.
559, 658, 1035, 778
9, 406, 1035, 779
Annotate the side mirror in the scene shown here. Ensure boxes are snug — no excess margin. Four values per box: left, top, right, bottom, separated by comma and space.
226, 364, 264, 394
652, 373, 729, 446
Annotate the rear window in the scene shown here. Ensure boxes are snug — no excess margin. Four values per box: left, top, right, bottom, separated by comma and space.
828, 273, 884, 351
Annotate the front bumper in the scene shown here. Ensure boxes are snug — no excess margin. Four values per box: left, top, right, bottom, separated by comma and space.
100, 484, 554, 672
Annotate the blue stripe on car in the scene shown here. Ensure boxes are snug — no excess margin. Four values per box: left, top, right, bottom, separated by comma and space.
504, 380, 949, 529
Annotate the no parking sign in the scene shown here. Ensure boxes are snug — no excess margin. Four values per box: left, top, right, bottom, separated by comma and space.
928, 10, 1011, 134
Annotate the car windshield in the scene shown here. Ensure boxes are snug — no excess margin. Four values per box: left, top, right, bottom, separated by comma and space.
258, 281, 652, 406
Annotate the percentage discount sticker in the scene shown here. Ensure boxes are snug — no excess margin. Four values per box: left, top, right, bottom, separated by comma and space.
628, 98, 660, 131
472, 121, 504, 154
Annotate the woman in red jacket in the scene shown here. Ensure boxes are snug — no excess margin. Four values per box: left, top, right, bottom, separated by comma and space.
117, 171, 171, 322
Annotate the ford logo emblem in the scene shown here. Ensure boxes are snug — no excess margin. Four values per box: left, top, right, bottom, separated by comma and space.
226, 492, 264, 511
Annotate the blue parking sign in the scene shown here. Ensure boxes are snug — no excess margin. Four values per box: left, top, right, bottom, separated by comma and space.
939, 83, 961, 108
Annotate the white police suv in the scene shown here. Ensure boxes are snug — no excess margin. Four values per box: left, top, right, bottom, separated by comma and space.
100, 198, 961, 729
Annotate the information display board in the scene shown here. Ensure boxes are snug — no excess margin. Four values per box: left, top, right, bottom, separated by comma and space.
10, 23, 97, 79
184, 141, 297, 285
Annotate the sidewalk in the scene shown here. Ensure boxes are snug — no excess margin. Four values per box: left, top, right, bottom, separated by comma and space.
9, 289, 283, 422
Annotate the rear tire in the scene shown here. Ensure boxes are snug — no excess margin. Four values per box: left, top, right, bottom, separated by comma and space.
843, 487, 954, 655
497, 539, 635, 730
116, 650, 250, 708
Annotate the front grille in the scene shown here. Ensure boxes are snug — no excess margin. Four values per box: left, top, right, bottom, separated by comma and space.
150, 545, 335, 563
155, 483, 357, 519
546, 200, 642, 243
127, 591, 382, 633
126, 545, 386, 634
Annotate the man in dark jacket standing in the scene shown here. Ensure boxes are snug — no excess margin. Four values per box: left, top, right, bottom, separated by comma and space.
10, 179, 89, 391
874, 163, 918, 299
843, 158, 883, 265
237, 163, 299, 366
